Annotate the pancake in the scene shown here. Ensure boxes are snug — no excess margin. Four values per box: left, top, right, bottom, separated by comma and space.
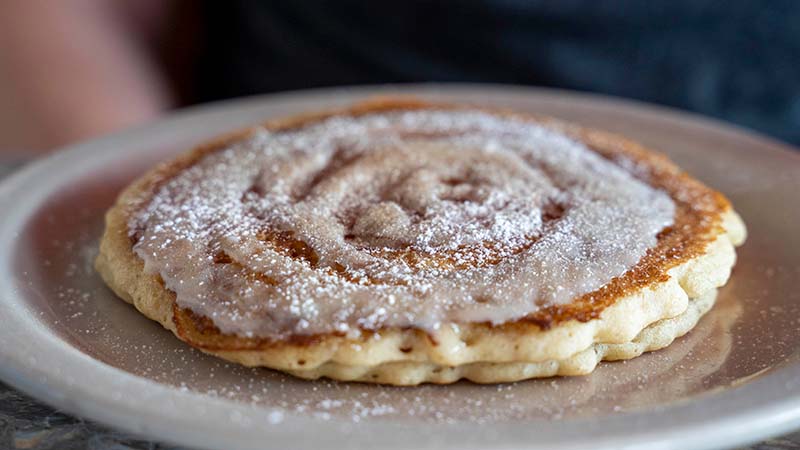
95, 98, 746, 385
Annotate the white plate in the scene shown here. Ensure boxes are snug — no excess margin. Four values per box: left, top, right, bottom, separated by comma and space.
1, 85, 799, 450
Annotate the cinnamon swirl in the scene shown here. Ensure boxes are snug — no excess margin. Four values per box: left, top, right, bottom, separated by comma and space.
96, 98, 746, 385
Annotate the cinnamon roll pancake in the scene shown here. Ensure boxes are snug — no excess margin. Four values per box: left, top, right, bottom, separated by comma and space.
96, 98, 746, 385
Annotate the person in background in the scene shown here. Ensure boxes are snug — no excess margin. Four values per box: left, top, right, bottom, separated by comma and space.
1, 0, 798, 155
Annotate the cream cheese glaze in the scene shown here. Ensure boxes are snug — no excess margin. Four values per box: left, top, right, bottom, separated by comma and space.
130, 110, 675, 339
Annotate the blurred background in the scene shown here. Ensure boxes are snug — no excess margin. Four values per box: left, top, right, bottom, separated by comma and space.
1, 0, 798, 156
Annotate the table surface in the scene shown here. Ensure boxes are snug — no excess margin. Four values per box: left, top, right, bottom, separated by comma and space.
1, 134, 799, 450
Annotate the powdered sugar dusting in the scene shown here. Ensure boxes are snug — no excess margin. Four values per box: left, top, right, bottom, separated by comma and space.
130, 110, 674, 339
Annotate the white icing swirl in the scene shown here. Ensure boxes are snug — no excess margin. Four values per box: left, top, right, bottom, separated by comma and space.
131, 111, 675, 339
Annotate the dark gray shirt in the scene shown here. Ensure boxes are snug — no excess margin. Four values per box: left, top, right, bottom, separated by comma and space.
194, 0, 800, 144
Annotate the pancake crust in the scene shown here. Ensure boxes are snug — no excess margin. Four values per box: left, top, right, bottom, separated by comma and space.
95, 98, 746, 385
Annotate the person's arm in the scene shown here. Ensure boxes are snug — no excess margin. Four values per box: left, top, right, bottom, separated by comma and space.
0, 0, 173, 154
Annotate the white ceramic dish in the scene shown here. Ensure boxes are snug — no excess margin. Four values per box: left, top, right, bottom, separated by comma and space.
1, 85, 799, 450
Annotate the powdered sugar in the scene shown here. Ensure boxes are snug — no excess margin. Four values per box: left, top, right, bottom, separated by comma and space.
130, 110, 675, 339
